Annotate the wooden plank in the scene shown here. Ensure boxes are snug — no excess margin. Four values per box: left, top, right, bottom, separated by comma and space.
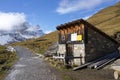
88, 51, 119, 69
95, 51, 120, 69
88, 59, 110, 69
73, 62, 91, 71
96, 58, 118, 70
73, 57, 102, 70
74, 51, 119, 70
74, 56, 110, 70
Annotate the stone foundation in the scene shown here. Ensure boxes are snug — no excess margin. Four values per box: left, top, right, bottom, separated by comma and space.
57, 44, 66, 56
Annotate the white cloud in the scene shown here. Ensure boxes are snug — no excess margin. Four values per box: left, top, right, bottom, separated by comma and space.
83, 15, 92, 20
0, 12, 26, 31
56, 0, 104, 14
45, 30, 52, 34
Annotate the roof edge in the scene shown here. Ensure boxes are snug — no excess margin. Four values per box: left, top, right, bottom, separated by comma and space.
56, 19, 119, 45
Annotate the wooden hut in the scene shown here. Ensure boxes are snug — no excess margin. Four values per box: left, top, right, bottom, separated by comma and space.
56, 19, 119, 66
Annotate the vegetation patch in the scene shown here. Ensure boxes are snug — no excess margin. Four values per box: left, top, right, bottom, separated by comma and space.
0, 46, 17, 80
87, 2, 120, 36
11, 31, 58, 54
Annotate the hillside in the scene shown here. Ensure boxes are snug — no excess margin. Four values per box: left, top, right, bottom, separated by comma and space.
87, 2, 120, 36
11, 2, 120, 54
11, 31, 58, 54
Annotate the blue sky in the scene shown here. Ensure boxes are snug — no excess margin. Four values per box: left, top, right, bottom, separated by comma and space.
0, 0, 119, 33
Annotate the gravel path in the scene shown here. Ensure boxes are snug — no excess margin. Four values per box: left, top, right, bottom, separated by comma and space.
5, 46, 60, 80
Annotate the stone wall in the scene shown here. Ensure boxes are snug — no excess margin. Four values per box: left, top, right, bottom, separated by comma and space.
57, 44, 86, 66
57, 44, 66, 56
85, 26, 118, 62
73, 44, 85, 65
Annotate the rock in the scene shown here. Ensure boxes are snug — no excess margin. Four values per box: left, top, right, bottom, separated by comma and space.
36, 53, 44, 58
44, 42, 58, 57
6, 46, 16, 52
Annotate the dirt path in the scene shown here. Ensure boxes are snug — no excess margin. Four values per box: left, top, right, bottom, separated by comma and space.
5, 46, 61, 80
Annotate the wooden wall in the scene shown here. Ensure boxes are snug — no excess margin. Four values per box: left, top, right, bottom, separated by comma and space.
58, 24, 84, 44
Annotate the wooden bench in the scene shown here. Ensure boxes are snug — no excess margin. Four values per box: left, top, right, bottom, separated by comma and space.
112, 66, 120, 79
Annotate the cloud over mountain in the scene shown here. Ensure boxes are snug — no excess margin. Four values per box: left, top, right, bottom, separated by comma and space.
0, 12, 44, 45
0, 12, 26, 31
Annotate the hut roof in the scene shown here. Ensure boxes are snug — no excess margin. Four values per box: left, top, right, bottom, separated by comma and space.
56, 19, 119, 45
56, 19, 84, 30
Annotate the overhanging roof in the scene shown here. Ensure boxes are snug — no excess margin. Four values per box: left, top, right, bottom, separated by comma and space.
56, 19, 84, 30
56, 19, 119, 45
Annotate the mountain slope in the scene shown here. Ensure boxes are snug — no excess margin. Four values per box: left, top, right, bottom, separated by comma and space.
87, 2, 120, 36
11, 2, 120, 54
0, 25, 44, 45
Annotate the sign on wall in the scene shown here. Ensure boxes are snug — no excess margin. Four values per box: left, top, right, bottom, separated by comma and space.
58, 25, 84, 44
71, 33, 82, 41
71, 33, 77, 41
77, 35, 82, 41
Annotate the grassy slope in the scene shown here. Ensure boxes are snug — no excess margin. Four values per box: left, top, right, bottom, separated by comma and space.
11, 31, 58, 54
87, 2, 120, 36
0, 46, 16, 80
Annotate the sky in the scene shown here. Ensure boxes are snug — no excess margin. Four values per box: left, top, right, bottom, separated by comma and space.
0, 0, 119, 33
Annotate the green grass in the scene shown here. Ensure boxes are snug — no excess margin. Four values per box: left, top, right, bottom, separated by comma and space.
0, 46, 17, 80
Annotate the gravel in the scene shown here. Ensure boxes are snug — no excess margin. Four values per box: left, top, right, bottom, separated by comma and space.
5, 46, 61, 80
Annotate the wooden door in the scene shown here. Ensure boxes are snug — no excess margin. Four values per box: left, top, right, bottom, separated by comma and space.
65, 43, 74, 64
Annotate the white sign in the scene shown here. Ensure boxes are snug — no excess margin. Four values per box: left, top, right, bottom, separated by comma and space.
71, 33, 77, 41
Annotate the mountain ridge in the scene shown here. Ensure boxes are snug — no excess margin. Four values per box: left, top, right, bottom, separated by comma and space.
0, 24, 44, 45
